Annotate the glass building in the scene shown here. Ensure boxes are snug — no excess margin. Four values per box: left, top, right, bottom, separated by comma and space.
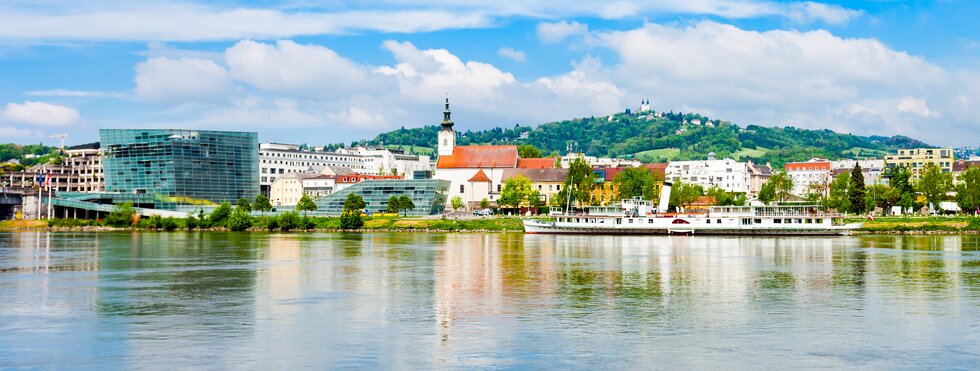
100, 129, 259, 210
313, 179, 450, 216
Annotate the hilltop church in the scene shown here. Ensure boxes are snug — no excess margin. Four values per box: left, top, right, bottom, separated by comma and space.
433, 99, 553, 209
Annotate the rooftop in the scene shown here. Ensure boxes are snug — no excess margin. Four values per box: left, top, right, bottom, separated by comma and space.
436, 145, 518, 169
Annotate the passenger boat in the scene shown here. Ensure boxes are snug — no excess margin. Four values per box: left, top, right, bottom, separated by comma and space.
524, 183, 863, 236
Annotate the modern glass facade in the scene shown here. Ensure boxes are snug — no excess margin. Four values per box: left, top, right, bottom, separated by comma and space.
100, 129, 258, 210
313, 179, 450, 216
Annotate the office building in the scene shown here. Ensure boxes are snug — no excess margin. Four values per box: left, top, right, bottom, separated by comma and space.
312, 179, 450, 216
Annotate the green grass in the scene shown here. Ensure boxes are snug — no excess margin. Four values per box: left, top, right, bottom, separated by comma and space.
733, 146, 769, 159
844, 147, 889, 158
634, 148, 681, 161
848, 215, 980, 232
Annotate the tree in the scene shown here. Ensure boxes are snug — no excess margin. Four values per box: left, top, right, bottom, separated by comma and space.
450, 196, 464, 211
398, 195, 415, 216
499, 175, 533, 208
758, 181, 776, 205
555, 158, 595, 208
253, 194, 272, 215
296, 193, 318, 216
236, 197, 252, 213
917, 163, 953, 213
343, 193, 366, 211
518, 144, 542, 158
705, 186, 739, 206
956, 167, 980, 215
866, 184, 899, 214
668, 180, 703, 211
612, 167, 656, 201
827, 172, 851, 213
209, 202, 233, 226
769, 171, 794, 203
479, 198, 490, 209
278, 211, 302, 231
528, 190, 545, 210
105, 202, 136, 228
228, 208, 252, 231
848, 164, 866, 214
387, 195, 402, 213
340, 194, 365, 230
898, 193, 916, 215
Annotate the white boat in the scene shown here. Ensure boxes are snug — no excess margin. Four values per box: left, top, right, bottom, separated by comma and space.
524, 182, 863, 236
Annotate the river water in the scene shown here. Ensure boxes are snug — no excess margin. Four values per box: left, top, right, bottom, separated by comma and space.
1, 232, 978, 369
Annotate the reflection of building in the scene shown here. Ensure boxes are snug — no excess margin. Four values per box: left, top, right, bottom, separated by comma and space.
885, 148, 954, 179
313, 179, 449, 216
100, 129, 259, 209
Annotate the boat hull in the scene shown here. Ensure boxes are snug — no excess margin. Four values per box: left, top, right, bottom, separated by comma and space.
524, 220, 862, 236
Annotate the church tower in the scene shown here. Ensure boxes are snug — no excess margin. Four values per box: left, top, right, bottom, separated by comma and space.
437, 98, 456, 157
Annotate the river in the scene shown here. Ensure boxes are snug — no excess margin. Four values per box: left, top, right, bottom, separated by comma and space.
1, 232, 978, 369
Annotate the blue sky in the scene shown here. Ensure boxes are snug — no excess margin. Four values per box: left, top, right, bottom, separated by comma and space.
0, 0, 978, 147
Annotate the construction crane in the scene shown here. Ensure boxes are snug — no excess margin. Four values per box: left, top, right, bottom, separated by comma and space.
49, 134, 67, 154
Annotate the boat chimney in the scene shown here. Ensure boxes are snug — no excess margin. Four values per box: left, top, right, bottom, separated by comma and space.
658, 182, 672, 213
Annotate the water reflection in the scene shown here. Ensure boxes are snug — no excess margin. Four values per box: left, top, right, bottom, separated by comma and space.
0, 232, 978, 368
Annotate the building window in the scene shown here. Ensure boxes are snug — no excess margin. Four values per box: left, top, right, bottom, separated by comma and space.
460, 184, 464, 193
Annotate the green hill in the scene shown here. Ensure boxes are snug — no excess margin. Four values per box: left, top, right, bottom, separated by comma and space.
358, 111, 931, 167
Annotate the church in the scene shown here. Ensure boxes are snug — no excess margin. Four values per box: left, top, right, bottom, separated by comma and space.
433, 99, 552, 209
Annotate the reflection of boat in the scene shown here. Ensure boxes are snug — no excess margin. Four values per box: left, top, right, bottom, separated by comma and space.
524, 182, 863, 236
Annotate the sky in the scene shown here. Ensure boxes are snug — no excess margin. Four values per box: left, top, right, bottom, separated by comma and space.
0, 0, 978, 148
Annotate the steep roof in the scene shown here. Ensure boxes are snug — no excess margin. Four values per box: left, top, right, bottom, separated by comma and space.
643, 163, 668, 176
436, 145, 518, 169
516, 158, 555, 169
468, 169, 491, 182
502, 168, 568, 182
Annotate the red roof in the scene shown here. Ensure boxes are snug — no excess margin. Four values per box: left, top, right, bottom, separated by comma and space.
468, 169, 491, 182
643, 163, 668, 177
516, 158, 555, 169
436, 145, 518, 169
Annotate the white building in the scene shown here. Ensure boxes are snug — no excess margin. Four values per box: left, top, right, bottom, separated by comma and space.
560, 152, 641, 169
784, 159, 831, 197
665, 153, 750, 193
259, 143, 430, 196
830, 159, 886, 185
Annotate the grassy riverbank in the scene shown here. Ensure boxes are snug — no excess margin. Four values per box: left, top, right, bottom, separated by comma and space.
0, 216, 527, 232
849, 216, 980, 233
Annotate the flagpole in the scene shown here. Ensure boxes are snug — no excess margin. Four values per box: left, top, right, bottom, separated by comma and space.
36, 173, 43, 220
47, 173, 53, 219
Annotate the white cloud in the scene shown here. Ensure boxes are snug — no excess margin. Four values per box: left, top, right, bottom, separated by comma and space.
537, 21, 589, 43
897, 97, 940, 118
134, 57, 233, 103
2, 101, 80, 127
497, 47, 526, 62
592, 21, 980, 144
26, 89, 128, 99
225, 40, 387, 98
0, 126, 42, 139
0, 1, 860, 42
787, 1, 862, 25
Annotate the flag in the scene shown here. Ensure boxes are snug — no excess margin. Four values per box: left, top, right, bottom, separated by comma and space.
45, 173, 51, 189
867, 211, 875, 221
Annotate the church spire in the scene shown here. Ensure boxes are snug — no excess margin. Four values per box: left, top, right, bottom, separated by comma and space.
441, 97, 454, 130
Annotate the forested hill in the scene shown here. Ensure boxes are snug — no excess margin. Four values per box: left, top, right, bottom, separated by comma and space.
357, 111, 931, 167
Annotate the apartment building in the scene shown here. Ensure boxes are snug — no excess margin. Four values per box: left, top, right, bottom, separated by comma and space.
884, 148, 954, 179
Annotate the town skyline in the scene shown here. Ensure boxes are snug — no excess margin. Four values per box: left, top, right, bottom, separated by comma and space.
1, 1, 979, 147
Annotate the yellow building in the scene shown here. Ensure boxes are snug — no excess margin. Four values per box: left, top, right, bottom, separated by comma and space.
884, 148, 954, 179
501, 168, 567, 205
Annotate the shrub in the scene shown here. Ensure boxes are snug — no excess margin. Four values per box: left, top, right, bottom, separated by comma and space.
278, 212, 301, 231
340, 209, 363, 230
227, 209, 253, 231
105, 202, 136, 228
185, 215, 198, 230
161, 217, 179, 231
209, 202, 233, 227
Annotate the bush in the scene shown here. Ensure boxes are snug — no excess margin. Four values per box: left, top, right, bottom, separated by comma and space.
185, 215, 198, 230
209, 202, 233, 227
278, 212, 302, 231
227, 209, 253, 231
161, 217, 179, 231
340, 209, 363, 230
261, 216, 279, 231
105, 202, 136, 228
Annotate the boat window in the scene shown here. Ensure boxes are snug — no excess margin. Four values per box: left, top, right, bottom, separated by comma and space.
628, 219, 633, 224
774, 219, 781, 224
672, 219, 690, 224
805, 219, 812, 224
616, 218, 622, 224
795, 219, 803, 224
742, 219, 752, 225
717, 219, 722, 224
707, 219, 711, 224
754, 219, 762, 224
648, 219, 654, 224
